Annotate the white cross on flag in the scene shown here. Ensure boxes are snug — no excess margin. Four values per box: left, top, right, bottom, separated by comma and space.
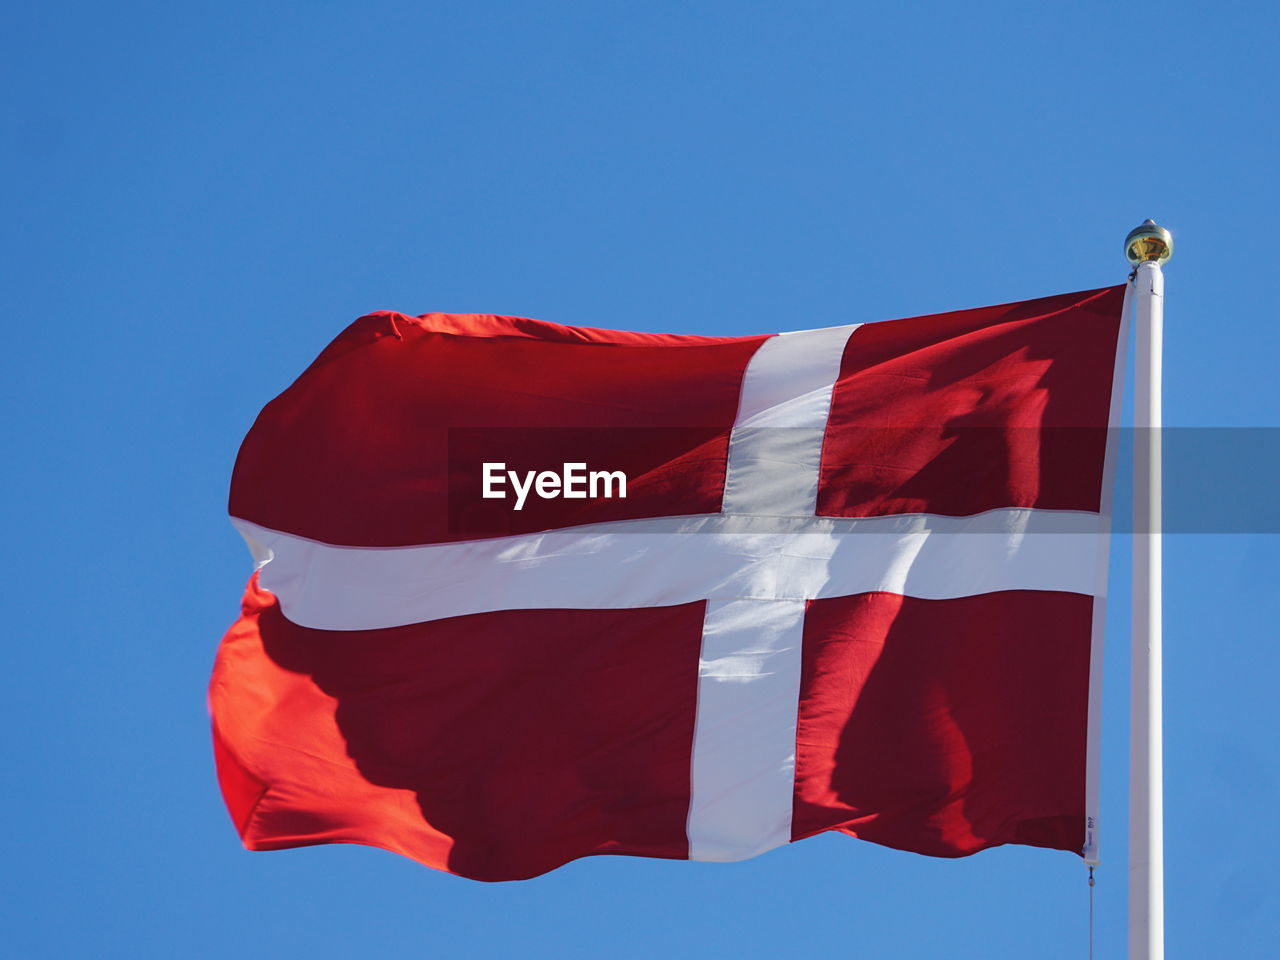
211, 285, 1126, 881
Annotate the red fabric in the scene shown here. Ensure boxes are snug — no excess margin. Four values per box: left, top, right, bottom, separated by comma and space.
211, 576, 703, 881
793, 591, 1092, 855
817, 286, 1124, 517
230, 311, 767, 546
213, 290, 1123, 879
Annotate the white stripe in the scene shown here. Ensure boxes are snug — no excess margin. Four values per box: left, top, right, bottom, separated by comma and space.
235, 510, 1106, 631
721, 326, 858, 517
691, 323, 850, 861
1082, 283, 1132, 865
687, 598, 806, 861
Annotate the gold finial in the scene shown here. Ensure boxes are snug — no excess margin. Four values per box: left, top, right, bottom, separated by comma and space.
1125, 219, 1173, 267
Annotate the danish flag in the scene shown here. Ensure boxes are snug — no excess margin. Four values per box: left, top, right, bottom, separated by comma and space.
211, 285, 1126, 881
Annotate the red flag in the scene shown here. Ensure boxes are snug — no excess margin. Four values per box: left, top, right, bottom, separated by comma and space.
211, 286, 1126, 880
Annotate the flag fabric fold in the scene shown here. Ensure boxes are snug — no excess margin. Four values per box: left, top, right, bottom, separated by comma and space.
211, 285, 1126, 880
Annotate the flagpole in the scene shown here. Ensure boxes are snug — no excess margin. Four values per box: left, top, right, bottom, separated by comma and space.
1125, 220, 1171, 960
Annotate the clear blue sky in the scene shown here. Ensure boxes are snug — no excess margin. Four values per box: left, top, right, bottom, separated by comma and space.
4, 2, 1277, 957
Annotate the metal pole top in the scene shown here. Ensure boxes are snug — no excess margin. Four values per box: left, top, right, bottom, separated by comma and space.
1126, 219, 1174, 268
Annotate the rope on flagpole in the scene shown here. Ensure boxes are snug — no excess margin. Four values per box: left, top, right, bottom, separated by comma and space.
1088, 865, 1096, 960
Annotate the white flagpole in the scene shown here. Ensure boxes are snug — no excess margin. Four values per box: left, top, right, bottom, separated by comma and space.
1126, 220, 1171, 960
